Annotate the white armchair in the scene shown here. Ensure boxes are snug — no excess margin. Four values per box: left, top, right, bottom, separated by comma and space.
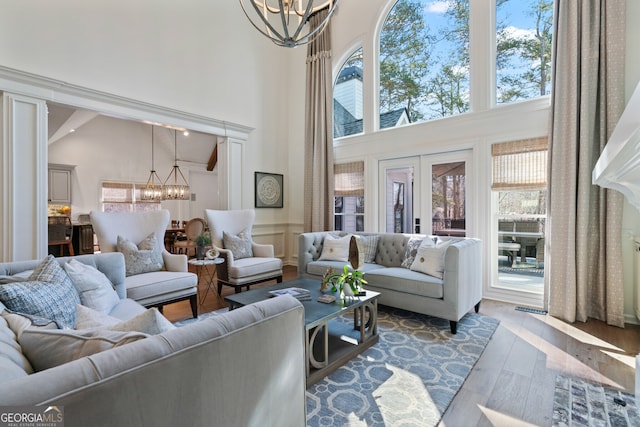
90, 209, 198, 317
205, 209, 283, 294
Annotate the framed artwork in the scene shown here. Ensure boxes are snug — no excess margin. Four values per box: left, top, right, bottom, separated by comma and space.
255, 172, 283, 208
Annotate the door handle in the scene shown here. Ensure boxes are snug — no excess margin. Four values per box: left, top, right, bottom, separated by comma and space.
415, 218, 420, 234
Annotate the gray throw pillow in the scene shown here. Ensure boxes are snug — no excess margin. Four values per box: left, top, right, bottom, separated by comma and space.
0, 255, 80, 328
19, 328, 149, 372
223, 230, 253, 260
355, 235, 380, 263
117, 233, 164, 276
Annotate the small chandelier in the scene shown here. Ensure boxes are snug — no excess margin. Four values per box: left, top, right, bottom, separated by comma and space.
239, 0, 339, 48
162, 130, 190, 200
141, 125, 163, 201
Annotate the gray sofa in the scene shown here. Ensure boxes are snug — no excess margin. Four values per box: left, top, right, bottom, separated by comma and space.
298, 232, 482, 333
0, 253, 306, 427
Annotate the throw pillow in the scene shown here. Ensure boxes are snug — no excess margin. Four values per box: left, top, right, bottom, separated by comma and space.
409, 240, 453, 279
318, 234, 351, 262
0, 255, 80, 328
63, 259, 120, 314
117, 233, 164, 276
75, 304, 121, 329
223, 230, 253, 260
355, 235, 380, 263
108, 308, 176, 335
349, 236, 366, 270
0, 270, 33, 285
401, 237, 426, 269
1, 309, 59, 336
76, 305, 175, 335
19, 328, 149, 371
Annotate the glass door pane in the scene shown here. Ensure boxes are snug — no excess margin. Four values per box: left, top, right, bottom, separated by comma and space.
379, 157, 420, 233
431, 162, 466, 237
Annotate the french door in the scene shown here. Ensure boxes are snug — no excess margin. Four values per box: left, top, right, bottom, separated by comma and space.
378, 151, 472, 236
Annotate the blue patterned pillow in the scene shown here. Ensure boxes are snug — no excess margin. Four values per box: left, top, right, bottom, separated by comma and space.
0, 255, 80, 328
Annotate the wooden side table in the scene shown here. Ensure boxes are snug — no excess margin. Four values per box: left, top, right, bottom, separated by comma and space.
188, 258, 225, 305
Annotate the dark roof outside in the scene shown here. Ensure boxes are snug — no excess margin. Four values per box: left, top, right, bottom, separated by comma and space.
335, 66, 363, 84
334, 102, 408, 138
380, 108, 407, 129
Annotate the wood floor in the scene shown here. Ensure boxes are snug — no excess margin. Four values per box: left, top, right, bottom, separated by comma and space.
162, 265, 640, 427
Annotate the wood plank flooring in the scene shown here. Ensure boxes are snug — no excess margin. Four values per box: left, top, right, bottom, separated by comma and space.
162, 265, 640, 427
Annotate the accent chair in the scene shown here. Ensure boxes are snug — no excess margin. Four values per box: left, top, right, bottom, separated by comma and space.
205, 209, 283, 294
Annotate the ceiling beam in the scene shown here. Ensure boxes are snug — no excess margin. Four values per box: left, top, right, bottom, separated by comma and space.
207, 144, 218, 171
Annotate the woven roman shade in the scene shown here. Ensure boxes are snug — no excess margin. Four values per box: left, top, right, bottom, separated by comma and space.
491, 137, 548, 191
101, 182, 134, 204
334, 161, 364, 197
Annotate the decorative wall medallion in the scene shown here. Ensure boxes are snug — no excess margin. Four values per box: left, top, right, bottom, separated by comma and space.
255, 172, 283, 208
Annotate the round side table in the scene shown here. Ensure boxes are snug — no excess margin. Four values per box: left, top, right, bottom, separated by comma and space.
188, 257, 225, 305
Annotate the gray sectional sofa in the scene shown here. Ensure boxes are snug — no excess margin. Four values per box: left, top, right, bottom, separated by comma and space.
0, 253, 306, 427
298, 231, 483, 333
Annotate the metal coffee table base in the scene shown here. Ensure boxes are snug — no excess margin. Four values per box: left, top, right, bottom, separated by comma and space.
223, 278, 380, 388
306, 298, 379, 387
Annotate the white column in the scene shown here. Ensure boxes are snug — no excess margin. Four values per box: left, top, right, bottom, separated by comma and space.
215, 136, 244, 210
0, 92, 48, 261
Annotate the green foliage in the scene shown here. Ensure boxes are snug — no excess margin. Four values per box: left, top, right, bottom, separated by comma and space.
195, 232, 211, 247
322, 265, 368, 295
379, 0, 552, 121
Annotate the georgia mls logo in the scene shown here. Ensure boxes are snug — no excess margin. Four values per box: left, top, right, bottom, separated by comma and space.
0, 405, 64, 426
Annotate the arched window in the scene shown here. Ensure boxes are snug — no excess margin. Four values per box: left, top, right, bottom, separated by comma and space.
496, 0, 553, 104
379, 0, 470, 127
333, 48, 364, 139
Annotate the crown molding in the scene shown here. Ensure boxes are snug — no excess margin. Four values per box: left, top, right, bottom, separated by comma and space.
0, 65, 253, 140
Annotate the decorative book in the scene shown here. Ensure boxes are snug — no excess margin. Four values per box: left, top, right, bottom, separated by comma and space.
269, 287, 312, 301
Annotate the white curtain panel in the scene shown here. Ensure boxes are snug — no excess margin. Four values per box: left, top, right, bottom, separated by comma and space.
547, 0, 626, 327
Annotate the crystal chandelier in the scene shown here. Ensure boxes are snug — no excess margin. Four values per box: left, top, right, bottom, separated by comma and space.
162, 130, 190, 200
141, 126, 163, 201
238, 0, 339, 48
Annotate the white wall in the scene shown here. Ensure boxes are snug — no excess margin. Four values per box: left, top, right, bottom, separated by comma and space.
48, 115, 219, 222
0, 0, 306, 227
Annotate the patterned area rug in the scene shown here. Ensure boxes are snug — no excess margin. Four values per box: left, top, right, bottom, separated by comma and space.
306, 307, 499, 427
552, 375, 640, 426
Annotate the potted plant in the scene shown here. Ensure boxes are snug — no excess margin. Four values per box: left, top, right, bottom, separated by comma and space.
194, 232, 211, 260
321, 265, 367, 298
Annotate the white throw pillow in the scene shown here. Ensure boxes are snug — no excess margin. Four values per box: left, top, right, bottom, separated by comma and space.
19, 328, 148, 371
410, 241, 453, 279
75, 304, 121, 329
318, 235, 351, 262
108, 308, 176, 335
75, 304, 175, 335
64, 259, 120, 314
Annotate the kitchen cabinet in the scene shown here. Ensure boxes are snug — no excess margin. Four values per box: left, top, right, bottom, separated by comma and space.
48, 165, 72, 204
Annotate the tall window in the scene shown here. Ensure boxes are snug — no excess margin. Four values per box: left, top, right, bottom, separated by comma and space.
334, 48, 364, 138
492, 137, 547, 288
334, 162, 364, 232
496, 0, 553, 104
379, 0, 470, 126
101, 182, 161, 213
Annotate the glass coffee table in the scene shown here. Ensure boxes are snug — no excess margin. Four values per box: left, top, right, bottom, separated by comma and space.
225, 277, 379, 387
